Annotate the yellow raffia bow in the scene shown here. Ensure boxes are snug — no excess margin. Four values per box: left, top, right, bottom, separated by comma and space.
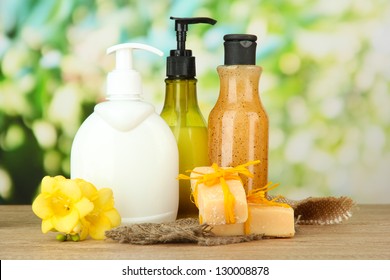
177, 160, 260, 224
246, 181, 290, 207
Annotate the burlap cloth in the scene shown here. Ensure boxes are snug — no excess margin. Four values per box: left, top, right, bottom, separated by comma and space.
105, 196, 355, 246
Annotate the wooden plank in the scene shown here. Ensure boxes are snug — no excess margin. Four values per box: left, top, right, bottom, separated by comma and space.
0, 205, 389, 260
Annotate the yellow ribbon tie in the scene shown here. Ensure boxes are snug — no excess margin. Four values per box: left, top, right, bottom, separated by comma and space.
177, 160, 261, 224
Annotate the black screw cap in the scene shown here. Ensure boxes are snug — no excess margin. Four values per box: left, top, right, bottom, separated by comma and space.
224, 34, 257, 65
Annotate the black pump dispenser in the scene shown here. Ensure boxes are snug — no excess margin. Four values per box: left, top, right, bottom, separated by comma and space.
223, 34, 257, 65
167, 16, 217, 78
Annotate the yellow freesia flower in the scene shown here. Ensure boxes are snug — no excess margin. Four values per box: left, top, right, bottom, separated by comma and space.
77, 179, 121, 239
33, 176, 121, 241
32, 176, 94, 234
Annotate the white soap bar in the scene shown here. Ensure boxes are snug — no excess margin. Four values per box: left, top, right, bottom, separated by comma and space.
190, 166, 248, 225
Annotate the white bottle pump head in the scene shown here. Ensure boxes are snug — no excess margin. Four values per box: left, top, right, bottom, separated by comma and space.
106, 43, 163, 99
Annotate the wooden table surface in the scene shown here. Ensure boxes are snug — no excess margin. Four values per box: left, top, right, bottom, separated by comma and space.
0, 204, 389, 260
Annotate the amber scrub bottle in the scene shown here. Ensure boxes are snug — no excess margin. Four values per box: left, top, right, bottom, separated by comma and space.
208, 34, 269, 193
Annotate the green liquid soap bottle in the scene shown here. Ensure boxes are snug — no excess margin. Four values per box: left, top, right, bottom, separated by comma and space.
161, 16, 217, 218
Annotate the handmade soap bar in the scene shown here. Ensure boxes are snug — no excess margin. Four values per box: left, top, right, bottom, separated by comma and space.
211, 222, 244, 236
246, 203, 295, 237
190, 166, 248, 225
211, 204, 295, 237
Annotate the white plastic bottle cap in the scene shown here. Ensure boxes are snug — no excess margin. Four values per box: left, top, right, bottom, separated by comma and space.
106, 43, 163, 99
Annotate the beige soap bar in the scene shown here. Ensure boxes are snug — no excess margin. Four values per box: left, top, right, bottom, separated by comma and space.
246, 203, 295, 237
211, 204, 295, 237
190, 166, 248, 225
211, 222, 245, 236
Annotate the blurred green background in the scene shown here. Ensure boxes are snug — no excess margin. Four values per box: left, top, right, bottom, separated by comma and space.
1, 0, 389, 204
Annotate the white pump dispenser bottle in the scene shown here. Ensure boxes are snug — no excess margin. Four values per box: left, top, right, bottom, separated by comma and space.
70, 43, 179, 224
